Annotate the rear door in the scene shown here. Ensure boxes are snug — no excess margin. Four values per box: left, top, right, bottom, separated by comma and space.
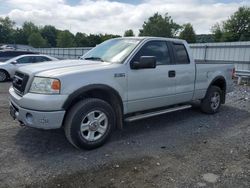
127, 40, 177, 113
33, 56, 51, 63
170, 42, 195, 102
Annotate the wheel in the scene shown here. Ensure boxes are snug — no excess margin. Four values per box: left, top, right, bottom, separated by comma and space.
0, 70, 9, 82
200, 86, 222, 114
64, 98, 115, 149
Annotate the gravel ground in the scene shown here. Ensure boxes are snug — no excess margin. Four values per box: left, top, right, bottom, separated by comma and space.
0, 82, 249, 188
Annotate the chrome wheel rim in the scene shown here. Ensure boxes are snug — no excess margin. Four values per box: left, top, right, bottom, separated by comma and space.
210, 92, 220, 110
0, 71, 6, 81
80, 110, 108, 141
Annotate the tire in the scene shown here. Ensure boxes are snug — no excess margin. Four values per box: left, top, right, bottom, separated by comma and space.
0, 70, 9, 82
200, 86, 222, 114
64, 98, 115, 149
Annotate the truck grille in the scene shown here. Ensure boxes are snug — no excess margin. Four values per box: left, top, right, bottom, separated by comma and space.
12, 71, 29, 96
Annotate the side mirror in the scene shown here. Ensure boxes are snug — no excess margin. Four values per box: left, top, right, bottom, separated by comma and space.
131, 56, 156, 69
10, 61, 17, 65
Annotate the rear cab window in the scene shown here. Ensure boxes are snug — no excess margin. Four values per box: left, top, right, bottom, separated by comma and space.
173, 43, 190, 64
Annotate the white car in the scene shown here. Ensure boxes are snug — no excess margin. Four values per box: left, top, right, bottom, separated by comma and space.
0, 54, 58, 82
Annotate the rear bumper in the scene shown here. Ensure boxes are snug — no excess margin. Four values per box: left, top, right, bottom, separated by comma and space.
9, 99, 65, 130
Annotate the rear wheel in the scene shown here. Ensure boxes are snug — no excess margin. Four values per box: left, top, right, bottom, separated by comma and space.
200, 86, 222, 114
64, 98, 115, 149
0, 70, 8, 82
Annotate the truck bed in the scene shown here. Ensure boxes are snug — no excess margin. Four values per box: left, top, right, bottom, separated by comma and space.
193, 61, 234, 100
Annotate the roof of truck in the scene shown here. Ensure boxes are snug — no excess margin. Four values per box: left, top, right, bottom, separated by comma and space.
121, 36, 186, 43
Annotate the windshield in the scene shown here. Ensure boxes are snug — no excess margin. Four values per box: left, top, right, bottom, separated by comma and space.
81, 38, 142, 63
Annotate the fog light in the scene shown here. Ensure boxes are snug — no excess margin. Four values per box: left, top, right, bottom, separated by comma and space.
26, 113, 33, 124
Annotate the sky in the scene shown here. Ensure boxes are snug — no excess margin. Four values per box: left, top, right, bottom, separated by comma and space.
0, 0, 249, 35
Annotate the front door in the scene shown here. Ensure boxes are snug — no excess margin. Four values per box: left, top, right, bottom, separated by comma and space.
16, 56, 35, 67
127, 40, 177, 113
9, 56, 34, 76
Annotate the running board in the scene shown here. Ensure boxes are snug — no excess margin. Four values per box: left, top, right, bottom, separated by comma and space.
125, 104, 192, 122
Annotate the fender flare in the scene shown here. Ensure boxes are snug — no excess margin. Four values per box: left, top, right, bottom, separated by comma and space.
207, 76, 227, 103
0, 69, 10, 79
63, 84, 123, 110
62, 84, 124, 129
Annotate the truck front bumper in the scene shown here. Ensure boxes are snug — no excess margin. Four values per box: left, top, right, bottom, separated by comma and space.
9, 86, 67, 129
9, 100, 65, 129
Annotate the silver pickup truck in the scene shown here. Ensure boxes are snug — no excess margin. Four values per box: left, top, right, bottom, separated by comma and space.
9, 37, 234, 149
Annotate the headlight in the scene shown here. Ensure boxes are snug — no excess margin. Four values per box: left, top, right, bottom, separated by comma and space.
30, 77, 61, 94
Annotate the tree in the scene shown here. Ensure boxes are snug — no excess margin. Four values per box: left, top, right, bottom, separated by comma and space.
0, 17, 15, 43
75, 32, 89, 47
86, 34, 102, 47
124, 29, 135, 37
56, 30, 76, 47
179, 23, 196, 43
75, 33, 120, 47
28, 32, 47, 48
21, 22, 39, 44
22, 22, 39, 35
211, 6, 250, 42
196, 34, 214, 43
100, 34, 120, 42
12, 28, 27, 44
211, 23, 223, 42
139, 13, 180, 37
223, 6, 250, 41
41, 25, 57, 47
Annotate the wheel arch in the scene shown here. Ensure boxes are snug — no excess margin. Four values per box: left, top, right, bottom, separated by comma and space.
62, 84, 124, 129
0, 69, 10, 80
208, 76, 227, 104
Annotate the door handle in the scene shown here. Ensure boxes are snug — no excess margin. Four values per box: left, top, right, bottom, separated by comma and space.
168, 70, 176, 78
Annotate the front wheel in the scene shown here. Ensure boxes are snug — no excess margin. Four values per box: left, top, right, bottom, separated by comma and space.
0, 70, 9, 82
64, 98, 115, 149
200, 86, 222, 114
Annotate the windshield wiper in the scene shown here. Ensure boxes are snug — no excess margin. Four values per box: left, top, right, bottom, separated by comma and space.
84, 57, 104, 62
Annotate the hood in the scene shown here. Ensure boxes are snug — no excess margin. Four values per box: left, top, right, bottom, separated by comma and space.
0, 61, 8, 65
18, 59, 112, 77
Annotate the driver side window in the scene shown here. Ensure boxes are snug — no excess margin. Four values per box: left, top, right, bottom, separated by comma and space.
132, 41, 171, 65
